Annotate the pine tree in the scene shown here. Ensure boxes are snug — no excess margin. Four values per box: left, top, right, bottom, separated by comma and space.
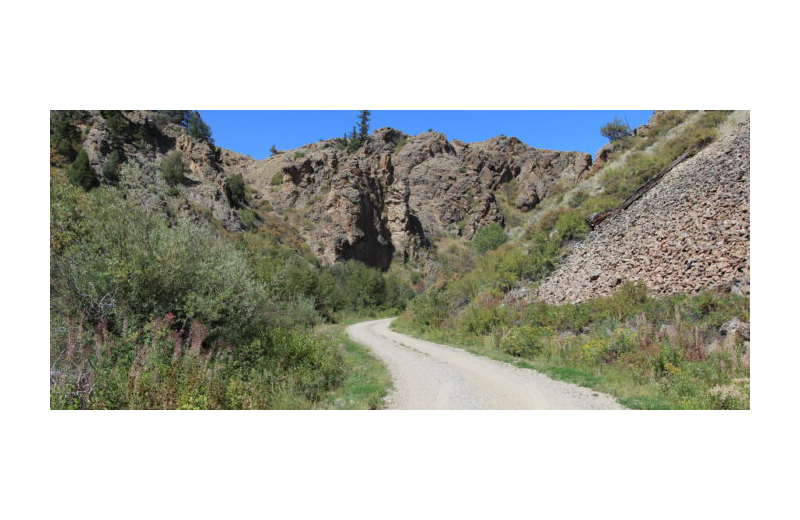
269, 144, 278, 156
357, 110, 371, 142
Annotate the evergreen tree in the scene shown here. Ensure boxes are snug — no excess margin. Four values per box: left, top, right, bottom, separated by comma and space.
357, 110, 371, 142
269, 144, 278, 156
186, 111, 215, 145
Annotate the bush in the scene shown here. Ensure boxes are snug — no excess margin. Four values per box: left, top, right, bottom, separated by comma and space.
555, 210, 588, 241
239, 208, 256, 229
501, 326, 555, 357
101, 150, 123, 183
294, 152, 305, 159
225, 173, 246, 206
167, 187, 180, 197
472, 222, 507, 254
160, 151, 185, 185
66, 149, 99, 191
270, 171, 283, 186
52, 189, 270, 343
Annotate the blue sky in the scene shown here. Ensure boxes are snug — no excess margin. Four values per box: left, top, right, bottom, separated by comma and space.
198, 110, 653, 160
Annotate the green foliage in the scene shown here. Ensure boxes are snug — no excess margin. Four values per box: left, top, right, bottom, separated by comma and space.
239, 208, 256, 229
50, 110, 88, 162
51, 189, 271, 343
458, 167, 467, 173
357, 110, 371, 142
66, 149, 99, 191
269, 144, 279, 156
166, 186, 180, 197
471, 222, 507, 254
554, 210, 588, 241
225, 173, 246, 206
101, 110, 148, 148
600, 116, 632, 142
294, 151, 305, 159
501, 326, 555, 357
185, 110, 214, 145
101, 150, 123, 183
160, 151, 185, 185
270, 171, 283, 186
155, 111, 215, 157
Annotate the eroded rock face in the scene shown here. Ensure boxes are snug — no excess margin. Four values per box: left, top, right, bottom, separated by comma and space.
244, 128, 591, 267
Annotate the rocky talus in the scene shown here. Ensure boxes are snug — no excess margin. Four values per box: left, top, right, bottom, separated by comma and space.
535, 117, 750, 304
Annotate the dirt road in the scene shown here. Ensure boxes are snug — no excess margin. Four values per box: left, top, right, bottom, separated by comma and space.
346, 318, 625, 410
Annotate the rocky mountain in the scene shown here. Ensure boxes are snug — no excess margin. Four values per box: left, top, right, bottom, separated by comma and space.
242, 127, 591, 269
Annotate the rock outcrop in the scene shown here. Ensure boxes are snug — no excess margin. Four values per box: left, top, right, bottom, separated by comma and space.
78, 110, 255, 232
535, 116, 750, 304
244, 128, 591, 268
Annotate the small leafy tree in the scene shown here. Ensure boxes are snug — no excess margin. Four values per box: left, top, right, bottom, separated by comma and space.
600, 117, 632, 142
269, 144, 279, 156
160, 151, 186, 185
472, 222, 507, 254
66, 149, 99, 191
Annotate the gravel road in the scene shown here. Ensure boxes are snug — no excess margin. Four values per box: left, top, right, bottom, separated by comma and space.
346, 318, 625, 410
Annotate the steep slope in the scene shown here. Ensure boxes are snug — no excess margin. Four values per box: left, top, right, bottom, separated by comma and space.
535, 115, 750, 303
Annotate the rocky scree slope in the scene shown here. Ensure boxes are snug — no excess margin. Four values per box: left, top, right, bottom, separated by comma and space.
535, 116, 750, 304
243, 128, 591, 269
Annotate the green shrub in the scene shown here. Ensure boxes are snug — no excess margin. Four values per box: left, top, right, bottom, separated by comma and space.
294, 151, 305, 159
225, 173, 246, 206
101, 150, 123, 183
472, 222, 507, 254
166, 186, 180, 197
555, 210, 588, 241
66, 150, 99, 191
239, 208, 256, 229
501, 326, 555, 357
458, 302, 503, 336
52, 189, 270, 343
160, 151, 185, 185
270, 171, 283, 186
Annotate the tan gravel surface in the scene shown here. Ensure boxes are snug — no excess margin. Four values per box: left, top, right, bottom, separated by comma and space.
347, 318, 625, 410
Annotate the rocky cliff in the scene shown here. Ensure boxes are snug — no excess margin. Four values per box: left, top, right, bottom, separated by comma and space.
243, 128, 591, 268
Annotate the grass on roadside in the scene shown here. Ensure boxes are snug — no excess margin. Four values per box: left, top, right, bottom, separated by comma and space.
317, 318, 393, 410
